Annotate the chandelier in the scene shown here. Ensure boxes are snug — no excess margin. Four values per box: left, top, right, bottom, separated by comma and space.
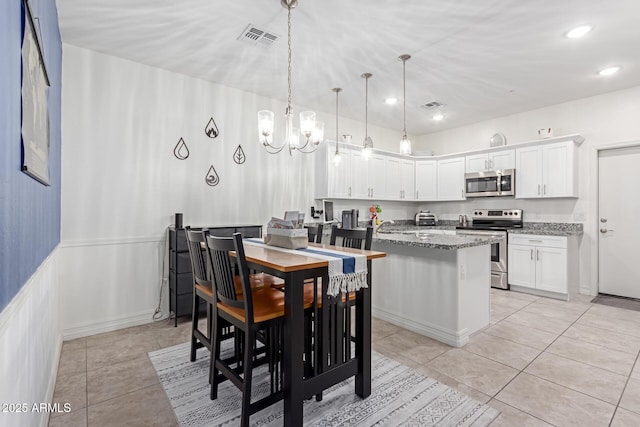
361, 73, 374, 160
257, 0, 324, 155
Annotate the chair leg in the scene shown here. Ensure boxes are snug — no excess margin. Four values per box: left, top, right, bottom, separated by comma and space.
190, 293, 200, 362
210, 319, 222, 400
240, 329, 254, 427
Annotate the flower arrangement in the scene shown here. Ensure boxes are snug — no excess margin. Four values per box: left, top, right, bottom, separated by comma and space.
369, 205, 382, 225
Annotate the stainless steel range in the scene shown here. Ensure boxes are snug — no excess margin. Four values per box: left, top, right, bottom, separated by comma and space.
456, 209, 523, 289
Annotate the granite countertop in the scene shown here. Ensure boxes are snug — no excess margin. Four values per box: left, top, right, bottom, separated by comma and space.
373, 230, 502, 250
508, 223, 583, 236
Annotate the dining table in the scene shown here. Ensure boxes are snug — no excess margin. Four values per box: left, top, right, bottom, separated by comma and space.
239, 240, 386, 426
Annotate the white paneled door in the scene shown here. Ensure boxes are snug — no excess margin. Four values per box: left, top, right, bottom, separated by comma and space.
598, 145, 640, 298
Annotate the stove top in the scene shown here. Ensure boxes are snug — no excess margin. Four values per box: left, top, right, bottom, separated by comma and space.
457, 209, 523, 231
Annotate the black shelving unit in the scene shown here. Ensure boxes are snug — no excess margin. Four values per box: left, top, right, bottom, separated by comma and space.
168, 225, 262, 326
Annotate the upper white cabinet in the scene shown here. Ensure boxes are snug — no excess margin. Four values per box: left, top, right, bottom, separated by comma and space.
465, 149, 515, 173
314, 142, 353, 198
351, 151, 386, 199
400, 160, 416, 201
516, 141, 578, 198
437, 157, 466, 201
415, 160, 437, 201
387, 158, 416, 200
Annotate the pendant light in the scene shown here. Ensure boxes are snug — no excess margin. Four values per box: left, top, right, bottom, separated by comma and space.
398, 54, 412, 155
361, 73, 373, 160
257, 0, 324, 155
332, 88, 343, 165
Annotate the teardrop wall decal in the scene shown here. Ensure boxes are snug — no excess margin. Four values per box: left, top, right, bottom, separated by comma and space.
173, 137, 189, 160
205, 117, 219, 139
233, 145, 246, 164
205, 165, 220, 186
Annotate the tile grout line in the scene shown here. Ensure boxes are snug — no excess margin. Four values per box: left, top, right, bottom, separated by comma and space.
608, 351, 640, 427
484, 297, 597, 424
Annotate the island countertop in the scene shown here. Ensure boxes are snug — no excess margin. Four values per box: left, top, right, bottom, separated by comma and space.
373, 230, 502, 250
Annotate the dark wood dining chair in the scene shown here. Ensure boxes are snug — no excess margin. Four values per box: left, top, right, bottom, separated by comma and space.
304, 223, 324, 243
329, 224, 373, 250
316, 224, 374, 382
206, 233, 315, 427
185, 227, 216, 363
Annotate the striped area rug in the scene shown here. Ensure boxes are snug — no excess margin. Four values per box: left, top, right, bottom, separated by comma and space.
149, 342, 499, 426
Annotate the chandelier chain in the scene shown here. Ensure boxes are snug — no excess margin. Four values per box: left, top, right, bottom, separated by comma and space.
287, 5, 292, 108
365, 77, 368, 138
403, 59, 407, 135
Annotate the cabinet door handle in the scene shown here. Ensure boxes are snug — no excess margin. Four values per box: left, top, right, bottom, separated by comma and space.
536, 249, 540, 261
461, 189, 464, 198
538, 184, 541, 196
530, 249, 534, 260
489, 159, 494, 170
416, 191, 419, 199
348, 186, 352, 197
543, 184, 547, 195
485, 160, 488, 170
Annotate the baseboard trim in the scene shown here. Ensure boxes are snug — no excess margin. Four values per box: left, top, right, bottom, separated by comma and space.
62, 310, 157, 340
373, 307, 468, 347
509, 285, 569, 301
41, 336, 63, 427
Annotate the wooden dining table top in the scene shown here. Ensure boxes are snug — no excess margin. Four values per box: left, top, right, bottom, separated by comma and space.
241, 241, 386, 273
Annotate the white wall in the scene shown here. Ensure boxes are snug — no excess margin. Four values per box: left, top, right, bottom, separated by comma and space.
415, 85, 640, 295
59, 44, 412, 336
0, 250, 61, 427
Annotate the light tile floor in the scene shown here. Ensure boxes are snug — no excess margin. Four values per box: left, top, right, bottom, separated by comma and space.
49, 290, 640, 426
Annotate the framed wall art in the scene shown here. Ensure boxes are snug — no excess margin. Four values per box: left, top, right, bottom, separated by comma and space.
21, 0, 51, 186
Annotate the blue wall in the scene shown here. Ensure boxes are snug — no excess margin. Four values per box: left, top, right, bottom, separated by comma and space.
0, 0, 62, 312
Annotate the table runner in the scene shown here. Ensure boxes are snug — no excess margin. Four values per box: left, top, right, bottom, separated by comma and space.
244, 239, 367, 296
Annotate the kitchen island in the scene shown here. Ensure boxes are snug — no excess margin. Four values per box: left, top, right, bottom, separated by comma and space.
371, 228, 502, 347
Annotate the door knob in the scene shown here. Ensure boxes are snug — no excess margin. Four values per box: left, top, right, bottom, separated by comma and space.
600, 218, 607, 223
600, 228, 615, 233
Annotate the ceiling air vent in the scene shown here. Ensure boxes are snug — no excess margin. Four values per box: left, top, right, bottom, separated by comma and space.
237, 24, 279, 47
420, 101, 443, 110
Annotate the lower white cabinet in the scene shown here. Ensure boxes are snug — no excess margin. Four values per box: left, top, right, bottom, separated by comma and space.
508, 234, 568, 294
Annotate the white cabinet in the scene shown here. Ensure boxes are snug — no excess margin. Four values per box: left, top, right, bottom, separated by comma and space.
388, 159, 416, 200
508, 234, 568, 295
465, 149, 515, 173
437, 157, 466, 201
314, 142, 352, 198
387, 158, 415, 200
351, 151, 386, 199
516, 141, 578, 198
415, 160, 437, 201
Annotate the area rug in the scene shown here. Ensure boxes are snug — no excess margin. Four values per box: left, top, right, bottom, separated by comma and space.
592, 293, 640, 312
149, 342, 500, 426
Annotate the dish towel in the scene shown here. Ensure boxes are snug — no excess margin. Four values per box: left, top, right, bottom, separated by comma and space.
244, 239, 367, 297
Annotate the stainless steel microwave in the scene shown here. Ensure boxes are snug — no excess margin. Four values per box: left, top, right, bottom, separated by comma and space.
464, 169, 515, 197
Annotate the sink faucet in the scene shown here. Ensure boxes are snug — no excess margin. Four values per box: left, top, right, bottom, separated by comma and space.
376, 219, 395, 233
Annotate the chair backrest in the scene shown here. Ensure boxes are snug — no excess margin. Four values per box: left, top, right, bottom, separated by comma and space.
205, 233, 254, 322
304, 224, 324, 243
329, 225, 373, 250
185, 227, 212, 288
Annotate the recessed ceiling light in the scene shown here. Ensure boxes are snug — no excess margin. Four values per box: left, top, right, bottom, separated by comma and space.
598, 66, 620, 76
565, 25, 593, 39
432, 113, 444, 121
384, 97, 398, 105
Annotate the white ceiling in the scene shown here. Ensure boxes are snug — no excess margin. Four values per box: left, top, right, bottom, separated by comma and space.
56, 0, 640, 135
